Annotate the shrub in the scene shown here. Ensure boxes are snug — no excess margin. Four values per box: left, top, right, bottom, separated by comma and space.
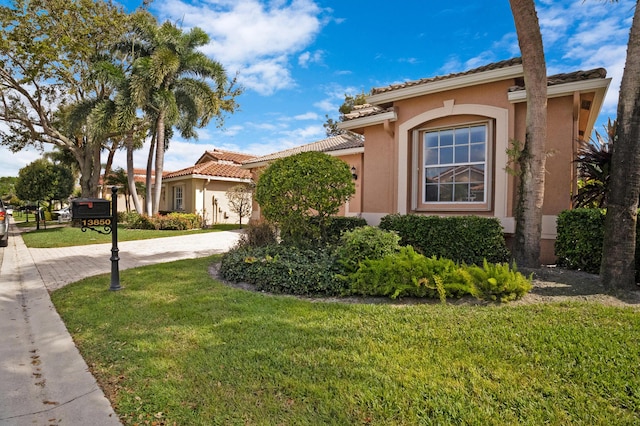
323, 216, 367, 244
335, 226, 401, 273
121, 212, 155, 230
555, 208, 605, 274
119, 212, 201, 230
467, 260, 533, 302
236, 220, 278, 248
379, 214, 510, 265
255, 151, 355, 246
345, 246, 474, 299
344, 246, 531, 302
219, 244, 345, 296
154, 212, 201, 230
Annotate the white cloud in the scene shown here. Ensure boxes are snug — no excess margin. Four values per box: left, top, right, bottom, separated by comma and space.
153, 0, 326, 95
293, 112, 320, 120
298, 50, 324, 67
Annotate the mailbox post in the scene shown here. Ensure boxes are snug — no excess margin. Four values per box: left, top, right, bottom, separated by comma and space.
71, 187, 121, 291
110, 187, 121, 291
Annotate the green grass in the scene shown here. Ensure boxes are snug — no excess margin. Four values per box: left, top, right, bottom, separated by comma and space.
20, 224, 238, 248
51, 256, 640, 425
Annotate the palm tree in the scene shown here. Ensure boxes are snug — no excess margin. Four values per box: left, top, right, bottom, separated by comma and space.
573, 119, 616, 208
129, 13, 240, 215
509, 0, 548, 268
601, 1, 640, 291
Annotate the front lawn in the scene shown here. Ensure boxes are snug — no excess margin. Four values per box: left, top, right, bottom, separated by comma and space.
20, 224, 237, 248
51, 256, 640, 425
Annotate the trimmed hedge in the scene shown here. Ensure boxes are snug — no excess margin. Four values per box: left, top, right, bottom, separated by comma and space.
554, 209, 605, 274
555, 208, 640, 280
119, 211, 202, 230
219, 244, 345, 296
379, 214, 510, 265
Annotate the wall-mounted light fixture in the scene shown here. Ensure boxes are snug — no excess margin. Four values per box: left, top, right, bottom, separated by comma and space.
351, 166, 358, 180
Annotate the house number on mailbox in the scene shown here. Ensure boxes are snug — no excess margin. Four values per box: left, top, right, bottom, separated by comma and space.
81, 218, 112, 227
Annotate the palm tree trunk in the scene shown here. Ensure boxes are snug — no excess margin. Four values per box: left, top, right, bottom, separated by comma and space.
601, 3, 640, 290
509, 0, 548, 268
102, 140, 118, 199
145, 132, 156, 216
126, 133, 143, 214
153, 111, 165, 215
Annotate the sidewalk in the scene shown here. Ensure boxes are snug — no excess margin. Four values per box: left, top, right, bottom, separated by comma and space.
0, 221, 241, 425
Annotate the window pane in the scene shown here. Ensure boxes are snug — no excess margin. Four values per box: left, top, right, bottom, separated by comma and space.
425, 148, 438, 165
440, 130, 454, 146
440, 184, 454, 202
438, 166, 454, 183
470, 125, 486, 143
470, 143, 485, 162
455, 145, 469, 163
426, 184, 438, 202
454, 128, 469, 145
455, 167, 470, 182
440, 147, 453, 164
454, 183, 470, 201
421, 124, 487, 204
425, 132, 439, 148
426, 167, 444, 181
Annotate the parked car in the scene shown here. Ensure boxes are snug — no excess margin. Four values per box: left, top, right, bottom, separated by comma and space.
52, 207, 71, 221
0, 200, 9, 247
5, 205, 13, 215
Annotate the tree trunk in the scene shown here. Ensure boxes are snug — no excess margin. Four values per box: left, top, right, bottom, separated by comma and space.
145, 132, 156, 216
75, 137, 102, 198
601, 3, 640, 291
153, 111, 165, 216
509, 0, 548, 268
101, 140, 118, 199
126, 134, 143, 214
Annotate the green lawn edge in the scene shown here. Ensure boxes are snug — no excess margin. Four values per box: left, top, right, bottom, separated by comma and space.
51, 256, 640, 426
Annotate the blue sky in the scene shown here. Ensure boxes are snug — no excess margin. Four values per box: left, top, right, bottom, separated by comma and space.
0, 0, 635, 177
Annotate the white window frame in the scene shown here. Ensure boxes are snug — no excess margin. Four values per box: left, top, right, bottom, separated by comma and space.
422, 122, 489, 204
174, 186, 184, 211
412, 119, 493, 212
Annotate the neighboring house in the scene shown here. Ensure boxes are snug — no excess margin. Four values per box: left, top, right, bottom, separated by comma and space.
335, 57, 610, 264
158, 149, 256, 226
242, 133, 365, 219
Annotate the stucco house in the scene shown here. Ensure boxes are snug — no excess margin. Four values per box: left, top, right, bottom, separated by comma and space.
159, 149, 256, 226
336, 57, 610, 264
244, 57, 610, 264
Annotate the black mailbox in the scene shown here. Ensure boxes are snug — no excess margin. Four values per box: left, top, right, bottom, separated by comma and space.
72, 198, 112, 220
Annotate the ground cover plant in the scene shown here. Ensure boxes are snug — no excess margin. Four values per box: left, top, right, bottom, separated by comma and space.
52, 256, 640, 425
220, 225, 531, 303
20, 224, 231, 248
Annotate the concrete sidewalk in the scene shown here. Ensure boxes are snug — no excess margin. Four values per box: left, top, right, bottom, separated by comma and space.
0, 222, 241, 425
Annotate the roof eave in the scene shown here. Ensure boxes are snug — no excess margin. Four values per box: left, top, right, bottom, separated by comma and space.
337, 110, 397, 131
243, 146, 365, 169
163, 174, 252, 183
507, 77, 611, 102
367, 64, 525, 105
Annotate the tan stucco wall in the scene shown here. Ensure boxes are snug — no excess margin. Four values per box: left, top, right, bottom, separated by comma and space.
349, 78, 598, 264
160, 178, 252, 226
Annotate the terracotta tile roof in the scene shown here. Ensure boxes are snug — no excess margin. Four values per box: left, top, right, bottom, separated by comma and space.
509, 67, 607, 91
242, 133, 364, 166
164, 161, 252, 180
343, 104, 394, 120
196, 149, 256, 165
371, 57, 523, 95
343, 58, 607, 123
